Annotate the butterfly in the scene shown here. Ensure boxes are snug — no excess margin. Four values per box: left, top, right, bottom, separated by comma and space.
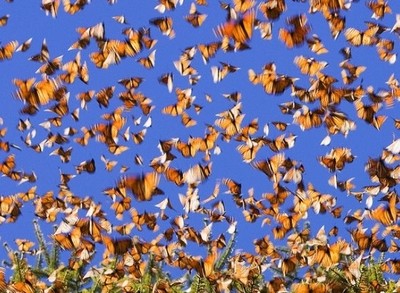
137, 50, 156, 69
198, 42, 220, 64
345, 26, 379, 47
214, 9, 255, 45
185, 3, 207, 27
122, 172, 164, 201
149, 17, 175, 38
279, 14, 310, 48
0, 40, 18, 61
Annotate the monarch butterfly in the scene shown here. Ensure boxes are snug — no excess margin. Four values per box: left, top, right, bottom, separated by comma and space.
75, 158, 96, 174
183, 163, 212, 186
137, 50, 156, 69
271, 121, 289, 131
185, 3, 207, 27
354, 99, 387, 129
0, 40, 18, 61
0, 154, 15, 175
294, 55, 328, 76
149, 17, 175, 38
15, 38, 33, 54
324, 111, 348, 134
198, 42, 220, 64
154, 0, 179, 13
29, 39, 50, 63
366, 0, 391, 20
252, 153, 285, 182
222, 178, 241, 196
175, 139, 198, 158
131, 129, 147, 145
181, 112, 197, 127
339, 60, 366, 84
233, 0, 254, 13
41, 0, 60, 18
63, 0, 90, 15
112, 14, 128, 24
307, 34, 328, 54
236, 138, 264, 163
50, 146, 72, 163
279, 14, 310, 48
174, 58, 197, 76
292, 105, 324, 130
115, 222, 135, 235
18, 186, 37, 202
111, 197, 131, 220
345, 27, 379, 47
259, 0, 286, 20
255, 20, 272, 40
9, 282, 35, 293
376, 41, 396, 64
118, 76, 143, 90
100, 154, 117, 171
319, 147, 354, 172
101, 235, 133, 257
123, 172, 164, 201
0, 14, 9, 27
96, 86, 115, 108
164, 167, 184, 186
158, 72, 173, 93
48, 96, 69, 117
214, 9, 255, 45
253, 236, 280, 258
135, 34, 153, 52
320, 11, 344, 40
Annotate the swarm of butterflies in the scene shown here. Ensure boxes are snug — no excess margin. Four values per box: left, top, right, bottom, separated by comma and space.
1, 0, 400, 292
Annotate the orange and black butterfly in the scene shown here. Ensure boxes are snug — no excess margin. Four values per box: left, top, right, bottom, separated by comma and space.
118, 76, 144, 90
323, 11, 346, 40
294, 55, 328, 76
222, 178, 242, 196
149, 17, 175, 38
185, 3, 207, 27
29, 39, 50, 63
63, 0, 90, 15
75, 158, 96, 174
0, 154, 16, 175
211, 62, 239, 83
155, 0, 179, 13
0, 14, 9, 27
122, 172, 164, 201
96, 86, 115, 108
366, 0, 391, 20
319, 147, 354, 172
279, 14, 310, 48
198, 42, 220, 64
137, 50, 156, 69
101, 235, 133, 257
164, 167, 184, 186
307, 34, 328, 54
41, 0, 60, 18
354, 99, 386, 129
158, 72, 173, 93
16, 38, 33, 53
254, 20, 272, 40
344, 26, 379, 47
251, 153, 285, 182
292, 105, 324, 131
214, 9, 255, 45
0, 40, 18, 61
259, 0, 286, 20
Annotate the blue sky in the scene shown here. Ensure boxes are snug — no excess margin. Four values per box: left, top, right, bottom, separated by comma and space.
0, 0, 400, 280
